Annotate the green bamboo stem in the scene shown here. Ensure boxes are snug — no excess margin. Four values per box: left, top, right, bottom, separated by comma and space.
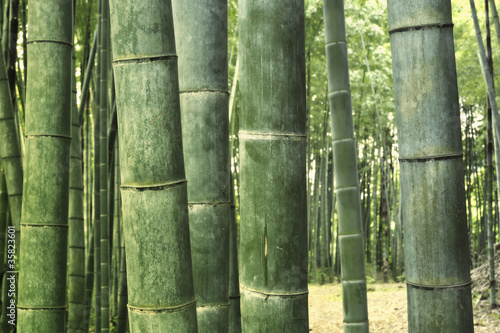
470, 0, 497, 308
115, 139, 128, 333
18, 0, 72, 330
0, 40, 22, 249
172, 1, 231, 330
85, 229, 94, 333
228, 173, 241, 333
78, 25, 98, 126
323, 0, 369, 330
109, 1, 198, 330
388, 1, 474, 330
238, 1, 309, 330
100, 0, 110, 331
489, 0, 500, 47
68, 3, 86, 330
94, 1, 102, 331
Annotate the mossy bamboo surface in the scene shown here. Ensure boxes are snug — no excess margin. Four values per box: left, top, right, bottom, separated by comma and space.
388, 1, 474, 331
100, 0, 110, 331
109, 1, 197, 331
18, 1, 72, 331
68, 13, 86, 332
172, 1, 230, 331
238, 1, 309, 331
323, 1, 369, 331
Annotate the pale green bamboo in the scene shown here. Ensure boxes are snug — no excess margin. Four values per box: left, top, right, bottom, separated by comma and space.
0, 38, 22, 248
323, 0, 369, 330
470, 0, 497, 307
228, 173, 241, 333
94, 2, 102, 331
78, 25, 98, 125
85, 229, 94, 332
68, 2, 86, 329
172, 1, 230, 330
115, 139, 128, 333
388, 1, 474, 330
18, 0, 72, 330
238, 0, 309, 330
109, 0, 198, 330
100, 0, 110, 331
489, 0, 500, 47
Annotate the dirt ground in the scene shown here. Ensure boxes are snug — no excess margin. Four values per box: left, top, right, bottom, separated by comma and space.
308, 282, 500, 332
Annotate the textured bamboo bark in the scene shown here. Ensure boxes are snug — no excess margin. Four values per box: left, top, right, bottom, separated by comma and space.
388, 1, 474, 331
238, 1, 309, 331
100, 0, 110, 331
323, 0, 369, 330
172, 1, 231, 330
68, 5, 86, 330
109, 1, 198, 330
18, 0, 72, 330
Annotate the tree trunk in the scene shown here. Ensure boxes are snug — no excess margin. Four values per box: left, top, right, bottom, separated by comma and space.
109, 1, 198, 330
323, 0, 369, 330
238, 0, 309, 330
68, 1, 86, 329
18, 0, 72, 330
388, 1, 474, 330
99, 0, 110, 330
172, 1, 231, 330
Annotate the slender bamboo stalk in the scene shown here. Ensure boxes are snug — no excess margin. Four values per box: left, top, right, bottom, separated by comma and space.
78, 26, 98, 125
470, 0, 498, 307
388, 1, 474, 330
238, 0, 309, 330
228, 173, 241, 333
68, 1, 86, 329
0, 40, 21, 247
485, 0, 497, 307
172, 1, 231, 330
323, 0, 369, 330
109, 0, 198, 330
18, 0, 72, 330
84, 229, 94, 332
99, 1, 110, 331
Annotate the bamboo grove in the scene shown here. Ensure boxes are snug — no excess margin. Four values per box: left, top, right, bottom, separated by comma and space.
0, 0, 497, 332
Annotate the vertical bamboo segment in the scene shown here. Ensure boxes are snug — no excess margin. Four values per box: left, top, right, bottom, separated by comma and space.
323, 1, 369, 330
0, 39, 22, 246
172, 1, 230, 331
388, 1, 474, 331
94, 1, 103, 330
228, 174, 241, 333
18, 0, 72, 331
238, 1, 309, 331
109, 1, 198, 331
68, 3, 86, 330
100, 0, 110, 331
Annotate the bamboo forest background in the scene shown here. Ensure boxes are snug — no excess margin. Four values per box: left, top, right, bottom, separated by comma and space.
0, 0, 498, 331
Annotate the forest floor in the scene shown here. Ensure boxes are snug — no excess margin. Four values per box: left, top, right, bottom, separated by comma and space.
309, 260, 500, 332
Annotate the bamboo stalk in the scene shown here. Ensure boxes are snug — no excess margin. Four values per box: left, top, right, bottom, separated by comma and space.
18, 0, 72, 330
109, 0, 198, 330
